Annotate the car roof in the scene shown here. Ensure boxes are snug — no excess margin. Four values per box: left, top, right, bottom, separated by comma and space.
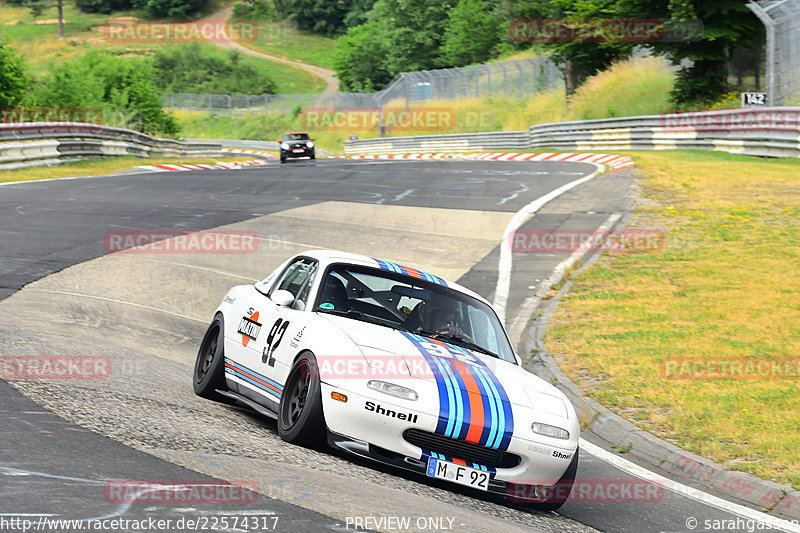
284, 131, 308, 135
301, 249, 487, 304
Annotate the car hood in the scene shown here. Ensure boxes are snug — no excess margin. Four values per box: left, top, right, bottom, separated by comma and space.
317, 314, 570, 417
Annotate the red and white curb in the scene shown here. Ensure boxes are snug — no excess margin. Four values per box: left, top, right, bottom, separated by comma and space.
134, 148, 276, 173
330, 152, 633, 172
222, 148, 279, 160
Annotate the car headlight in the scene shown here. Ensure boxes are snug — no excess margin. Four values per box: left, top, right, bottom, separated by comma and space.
531, 422, 570, 440
367, 380, 418, 401
281, 143, 289, 150
307, 141, 314, 148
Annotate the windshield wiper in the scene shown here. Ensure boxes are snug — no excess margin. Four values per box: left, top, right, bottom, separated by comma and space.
414, 328, 499, 359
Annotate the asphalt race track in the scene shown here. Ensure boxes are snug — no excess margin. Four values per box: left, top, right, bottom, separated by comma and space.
0, 158, 794, 533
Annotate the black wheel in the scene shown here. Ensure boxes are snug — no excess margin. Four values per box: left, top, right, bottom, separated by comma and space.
280, 157, 286, 164
193, 316, 227, 400
278, 352, 326, 447
509, 448, 579, 512
310, 152, 316, 160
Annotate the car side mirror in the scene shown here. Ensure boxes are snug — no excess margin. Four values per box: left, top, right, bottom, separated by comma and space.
312, 138, 316, 141
271, 289, 294, 307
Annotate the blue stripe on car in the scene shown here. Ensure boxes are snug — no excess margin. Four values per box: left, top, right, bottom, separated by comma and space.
401, 332, 514, 451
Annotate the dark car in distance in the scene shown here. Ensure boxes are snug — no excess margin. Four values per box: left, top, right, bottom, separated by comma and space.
279, 132, 315, 163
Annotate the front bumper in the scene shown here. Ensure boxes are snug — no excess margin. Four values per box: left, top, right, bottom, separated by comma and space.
327, 429, 516, 497
321, 382, 577, 489
281, 147, 314, 159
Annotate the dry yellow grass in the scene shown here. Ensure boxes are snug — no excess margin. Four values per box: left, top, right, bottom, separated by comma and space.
546, 150, 800, 489
0, 5, 28, 24
568, 56, 674, 120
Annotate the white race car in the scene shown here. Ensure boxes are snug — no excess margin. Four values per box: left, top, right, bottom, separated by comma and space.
193, 250, 580, 509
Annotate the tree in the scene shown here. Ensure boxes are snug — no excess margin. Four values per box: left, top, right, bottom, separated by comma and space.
343, 0, 377, 28
439, 0, 502, 67
0, 43, 29, 109
619, 0, 762, 107
273, 0, 377, 36
231, 0, 278, 22
28, 50, 179, 135
334, 21, 392, 91
151, 45, 277, 94
75, 0, 135, 14
370, 0, 458, 75
334, 0, 460, 91
131, 0, 207, 19
25, 0, 65, 38
507, 0, 632, 96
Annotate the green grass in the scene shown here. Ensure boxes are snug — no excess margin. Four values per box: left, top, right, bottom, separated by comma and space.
262, 58, 325, 94
547, 150, 800, 490
0, 2, 322, 93
237, 20, 338, 70
154, 43, 323, 94
174, 110, 349, 154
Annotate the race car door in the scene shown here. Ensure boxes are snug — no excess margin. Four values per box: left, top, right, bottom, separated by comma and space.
235, 257, 318, 406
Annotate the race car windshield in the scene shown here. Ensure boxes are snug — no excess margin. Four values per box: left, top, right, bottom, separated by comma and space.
315, 265, 516, 363
284, 133, 310, 141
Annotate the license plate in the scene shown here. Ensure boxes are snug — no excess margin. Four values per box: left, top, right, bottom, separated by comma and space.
426, 457, 489, 491
292, 149, 304, 153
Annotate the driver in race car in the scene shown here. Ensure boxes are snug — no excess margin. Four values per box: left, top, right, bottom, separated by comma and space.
427, 306, 472, 342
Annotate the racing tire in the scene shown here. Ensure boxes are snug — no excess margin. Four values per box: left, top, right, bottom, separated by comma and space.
193, 315, 227, 401
278, 352, 326, 448
280, 156, 286, 164
310, 153, 316, 160
509, 447, 579, 512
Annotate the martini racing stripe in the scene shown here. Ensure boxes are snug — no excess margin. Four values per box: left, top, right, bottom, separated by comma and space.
224, 358, 283, 398
372, 258, 448, 286
401, 333, 514, 451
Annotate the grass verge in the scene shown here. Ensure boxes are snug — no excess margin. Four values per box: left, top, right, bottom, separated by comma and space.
0, 156, 254, 184
545, 150, 800, 489
237, 20, 338, 70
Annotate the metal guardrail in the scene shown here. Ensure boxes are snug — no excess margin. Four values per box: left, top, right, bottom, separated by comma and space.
182, 138, 335, 157
0, 122, 222, 170
341, 131, 530, 155
345, 108, 800, 158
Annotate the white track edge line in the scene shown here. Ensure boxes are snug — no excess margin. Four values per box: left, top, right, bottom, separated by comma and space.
492, 162, 605, 324
25, 289, 206, 323
580, 439, 800, 532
